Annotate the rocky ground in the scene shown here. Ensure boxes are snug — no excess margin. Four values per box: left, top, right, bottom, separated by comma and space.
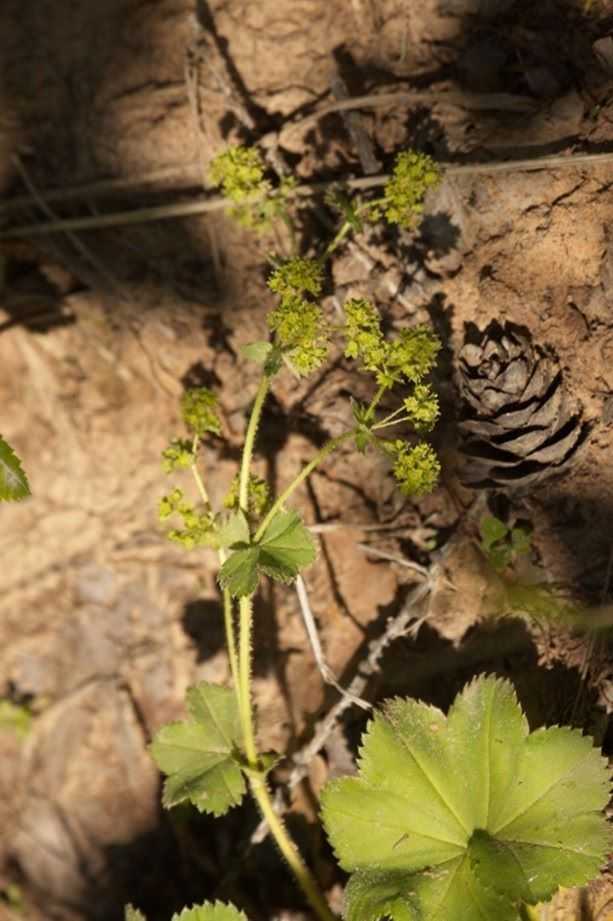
1, 1, 613, 919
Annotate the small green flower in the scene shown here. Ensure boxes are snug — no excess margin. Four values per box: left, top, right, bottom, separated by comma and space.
375, 150, 442, 229
343, 298, 387, 372
403, 384, 440, 432
161, 438, 195, 473
344, 300, 441, 391
383, 325, 441, 386
159, 487, 187, 521
210, 146, 267, 202
209, 146, 296, 230
391, 441, 440, 497
268, 293, 328, 375
181, 388, 221, 437
268, 258, 323, 298
159, 488, 217, 549
224, 473, 270, 518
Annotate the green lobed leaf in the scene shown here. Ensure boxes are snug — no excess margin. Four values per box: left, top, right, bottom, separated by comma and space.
218, 510, 317, 598
218, 546, 260, 597
217, 510, 250, 548
171, 902, 248, 921
0, 435, 30, 501
149, 683, 246, 817
321, 675, 611, 921
257, 509, 317, 582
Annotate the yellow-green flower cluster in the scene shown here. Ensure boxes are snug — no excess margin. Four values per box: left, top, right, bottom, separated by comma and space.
402, 384, 440, 432
159, 488, 217, 549
267, 258, 329, 376
344, 299, 440, 390
390, 441, 441, 497
268, 258, 323, 298
224, 473, 270, 519
209, 145, 296, 230
384, 325, 441, 386
343, 299, 387, 372
210, 146, 267, 203
161, 438, 195, 473
181, 388, 221, 437
376, 150, 441, 229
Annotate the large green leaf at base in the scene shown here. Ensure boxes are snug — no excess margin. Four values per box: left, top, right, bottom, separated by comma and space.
172, 903, 248, 921
125, 907, 147, 921
149, 683, 245, 817
344, 855, 516, 921
0, 436, 30, 501
321, 676, 611, 921
126, 901, 248, 921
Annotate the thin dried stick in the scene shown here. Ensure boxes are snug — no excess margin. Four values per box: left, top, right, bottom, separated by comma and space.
5, 150, 613, 240
10, 155, 126, 297
295, 575, 371, 710
356, 542, 430, 578
278, 89, 538, 145
310, 519, 416, 534
251, 570, 436, 844
0, 162, 203, 216
330, 75, 382, 176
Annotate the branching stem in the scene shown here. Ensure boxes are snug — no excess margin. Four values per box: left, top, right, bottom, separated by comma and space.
233, 371, 337, 921
238, 593, 257, 766
323, 217, 354, 259
249, 774, 337, 921
365, 383, 387, 421
373, 402, 406, 429
190, 439, 240, 701
239, 376, 270, 516
372, 414, 411, 431
254, 430, 355, 542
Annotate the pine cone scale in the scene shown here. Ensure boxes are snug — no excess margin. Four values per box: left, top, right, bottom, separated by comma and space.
456, 321, 586, 491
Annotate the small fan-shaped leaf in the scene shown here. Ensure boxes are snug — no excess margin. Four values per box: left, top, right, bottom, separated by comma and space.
218, 509, 316, 598
150, 683, 245, 817
257, 509, 317, 583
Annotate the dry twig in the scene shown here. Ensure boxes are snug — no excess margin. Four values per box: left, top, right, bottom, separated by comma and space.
4, 150, 613, 240
10, 155, 126, 297
251, 567, 436, 844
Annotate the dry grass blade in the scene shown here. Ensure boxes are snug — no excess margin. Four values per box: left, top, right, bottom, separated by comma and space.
3, 151, 613, 239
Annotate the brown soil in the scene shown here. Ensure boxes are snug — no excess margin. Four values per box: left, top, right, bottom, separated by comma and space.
1, 1, 613, 920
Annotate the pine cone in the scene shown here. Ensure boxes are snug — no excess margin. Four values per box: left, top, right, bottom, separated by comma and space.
456, 321, 585, 490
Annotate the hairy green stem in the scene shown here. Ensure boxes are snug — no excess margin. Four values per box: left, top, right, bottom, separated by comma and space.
190, 437, 210, 508
281, 209, 298, 257
236, 374, 270, 759
190, 449, 241, 702
233, 370, 336, 921
372, 414, 411, 432
372, 402, 406, 429
323, 199, 373, 259
322, 218, 353, 259
238, 594, 257, 766
254, 430, 355, 542
239, 376, 270, 516
364, 382, 387, 422
221, 577, 240, 696
249, 774, 337, 921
